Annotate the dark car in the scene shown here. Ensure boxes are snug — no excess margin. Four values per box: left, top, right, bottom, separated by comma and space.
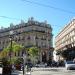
15, 64, 22, 70
26, 62, 33, 68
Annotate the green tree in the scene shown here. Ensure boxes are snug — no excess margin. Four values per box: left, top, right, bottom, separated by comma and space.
5, 41, 24, 53
0, 41, 24, 62
28, 47, 39, 65
0, 50, 8, 59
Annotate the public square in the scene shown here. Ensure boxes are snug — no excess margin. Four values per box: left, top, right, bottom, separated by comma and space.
0, 0, 75, 75
31, 67, 75, 75
10, 67, 75, 75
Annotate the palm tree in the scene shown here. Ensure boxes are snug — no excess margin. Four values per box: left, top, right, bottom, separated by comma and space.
28, 46, 39, 65
0, 41, 24, 62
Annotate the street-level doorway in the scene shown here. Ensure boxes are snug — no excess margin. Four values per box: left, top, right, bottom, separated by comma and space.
42, 51, 47, 63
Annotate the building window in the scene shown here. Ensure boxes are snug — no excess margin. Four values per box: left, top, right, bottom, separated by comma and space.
18, 51, 20, 56
22, 51, 24, 56
41, 36, 46, 40
35, 35, 38, 39
27, 36, 30, 40
15, 38, 17, 42
22, 36, 25, 40
18, 36, 21, 41
6, 40, 8, 43
36, 41, 38, 47
15, 52, 16, 56
2, 41, 5, 45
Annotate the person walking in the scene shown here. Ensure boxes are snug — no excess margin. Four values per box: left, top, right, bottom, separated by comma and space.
73, 58, 75, 63
12, 64, 15, 72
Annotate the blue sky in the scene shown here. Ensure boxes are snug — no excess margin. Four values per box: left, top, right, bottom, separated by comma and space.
0, 0, 75, 46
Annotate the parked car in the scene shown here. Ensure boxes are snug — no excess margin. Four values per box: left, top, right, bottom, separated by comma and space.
35, 63, 47, 67
0, 64, 3, 74
65, 61, 75, 70
15, 64, 21, 70
26, 62, 33, 68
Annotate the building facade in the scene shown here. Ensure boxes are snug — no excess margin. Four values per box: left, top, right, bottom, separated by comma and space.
55, 19, 75, 60
0, 17, 53, 63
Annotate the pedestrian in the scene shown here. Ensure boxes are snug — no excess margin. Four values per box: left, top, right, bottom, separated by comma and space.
73, 58, 75, 63
12, 64, 15, 72
21, 64, 23, 70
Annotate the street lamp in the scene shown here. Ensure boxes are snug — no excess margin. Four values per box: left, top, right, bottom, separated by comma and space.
9, 31, 14, 75
23, 53, 26, 75
9, 31, 14, 61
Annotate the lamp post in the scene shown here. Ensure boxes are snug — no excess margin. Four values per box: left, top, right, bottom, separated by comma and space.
23, 53, 26, 75
2, 31, 14, 75
9, 31, 14, 75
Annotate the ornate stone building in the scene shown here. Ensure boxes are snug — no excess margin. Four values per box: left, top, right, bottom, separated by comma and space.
0, 17, 53, 63
55, 19, 75, 60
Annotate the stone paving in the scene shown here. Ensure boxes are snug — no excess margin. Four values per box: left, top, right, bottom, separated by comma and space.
12, 67, 75, 75
31, 70, 75, 75
31, 67, 75, 75
12, 70, 31, 75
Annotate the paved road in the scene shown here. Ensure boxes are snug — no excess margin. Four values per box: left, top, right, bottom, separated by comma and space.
1, 67, 75, 75
31, 70, 75, 75
31, 67, 75, 75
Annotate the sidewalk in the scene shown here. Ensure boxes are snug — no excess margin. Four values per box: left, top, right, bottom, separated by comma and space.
12, 70, 31, 75
12, 70, 23, 75
31, 67, 65, 71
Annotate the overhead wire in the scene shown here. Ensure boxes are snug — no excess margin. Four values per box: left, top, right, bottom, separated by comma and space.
22, 0, 75, 15
0, 0, 74, 20
0, 0, 74, 28
0, 16, 20, 20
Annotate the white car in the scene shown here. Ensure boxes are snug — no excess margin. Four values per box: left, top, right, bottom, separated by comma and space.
65, 61, 75, 70
35, 63, 47, 67
0, 64, 3, 74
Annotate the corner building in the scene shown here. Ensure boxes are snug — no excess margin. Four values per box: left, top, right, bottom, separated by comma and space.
55, 19, 75, 51
0, 18, 53, 63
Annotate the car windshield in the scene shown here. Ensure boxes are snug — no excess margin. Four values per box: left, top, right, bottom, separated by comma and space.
66, 61, 75, 64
